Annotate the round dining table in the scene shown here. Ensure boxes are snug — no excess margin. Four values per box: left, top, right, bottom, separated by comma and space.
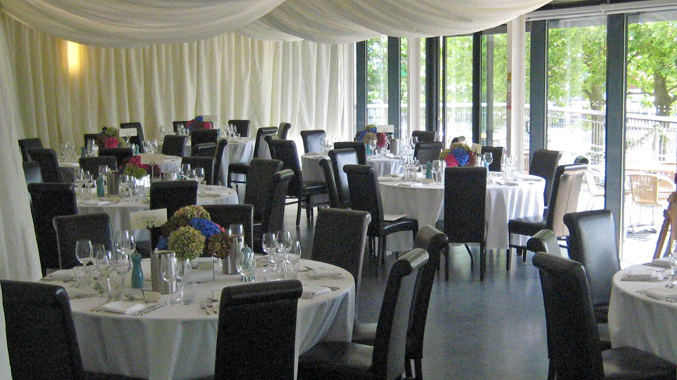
378, 172, 545, 252
61, 153, 183, 177
42, 259, 355, 380
609, 261, 677, 364
300, 152, 403, 183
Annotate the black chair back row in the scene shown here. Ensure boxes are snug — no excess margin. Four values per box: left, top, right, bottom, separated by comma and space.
162, 135, 188, 157
319, 159, 341, 208
228, 119, 250, 138
227, 126, 278, 187
481, 145, 504, 172
244, 158, 283, 223
530, 149, 562, 207
300, 130, 326, 154
22, 161, 43, 184
412, 130, 436, 142
120, 122, 145, 152
333, 141, 366, 165
203, 204, 254, 249
78, 156, 117, 177
329, 148, 359, 207
28, 148, 62, 183
54, 213, 114, 270
191, 128, 218, 146
18, 137, 43, 161
181, 156, 216, 185
413, 141, 444, 164
278, 122, 291, 139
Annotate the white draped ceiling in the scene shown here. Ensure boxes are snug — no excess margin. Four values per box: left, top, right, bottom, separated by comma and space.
1, 0, 551, 46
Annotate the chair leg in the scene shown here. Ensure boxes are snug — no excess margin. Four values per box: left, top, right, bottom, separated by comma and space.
444, 244, 450, 281
480, 243, 486, 281
227, 173, 232, 188
306, 195, 312, 222
464, 244, 474, 270
522, 248, 527, 263
414, 358, 423, 380
506, 248, 511, 271
379, 236, 386, 266
296, 200, 302, 226
547, 360, 556, 380
405, 358, 413, 379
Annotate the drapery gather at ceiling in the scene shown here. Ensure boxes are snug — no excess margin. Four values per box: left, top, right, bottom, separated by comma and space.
1, 0, 552, 46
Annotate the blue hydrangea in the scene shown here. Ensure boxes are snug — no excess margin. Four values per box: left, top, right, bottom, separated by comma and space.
451, 147, 470, 166
355, 126, 377, 142
157, 235, 168, 250
189, 217, 223, 239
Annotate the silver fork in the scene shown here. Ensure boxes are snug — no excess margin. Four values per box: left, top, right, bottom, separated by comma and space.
200, 302, 210, 315
320, 285, 340, 291
206, 300, 217, 315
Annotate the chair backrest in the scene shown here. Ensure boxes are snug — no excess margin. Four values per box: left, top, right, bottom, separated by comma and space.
413, 142, 444, 164
150, 180, 197, 218
266, 139, 303, 197
173, 121, 188, 133
573, 156, 590, 165
481, 146, 504, 172
319, 159, 341, 208
181, 156, 216, 185
22, 161, 43, 184
344, 164, 385, 234
563, 209, 620, 310
27, 183, 78, 275
53, 213, 114, 270
262, 169, 294, 235
214, 139, 229, 186
215, 280, 302, 380
253, 127, 279, 159
328, 148, 359, 207
412, 130, 436, 142
333, 141, 366, 165
98, 147, 133, 171
451, 136, 466, 143
162, 135, 188, 157
244, 158, 284, 222
529, 149, 562, 207
203, 204, 254, 248
372, 249, 428, 380
228, 119, 250, 137
628, 173, 660, 205
408, 226, 448, 358
546, 164, 586, 236
312, 208, 371, 318
443, 167, 486, 244
1, 280, 85, 380
190, 129, 218, 146
278, 122, 292, 139
300, 130, 326, 154
28, 148, 63, 182
120, 122, 145, 151
78, 156, 118, 177
18, 137, 43, 161
527, 229, 562, 256
83, 133, 100, 147
532, 253, 605, 380
191, 143, 217, 157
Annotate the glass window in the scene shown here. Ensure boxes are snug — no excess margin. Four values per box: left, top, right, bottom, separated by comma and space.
482, 32, 508, 148
366, 36, 388, 126
442, 35, 474, 146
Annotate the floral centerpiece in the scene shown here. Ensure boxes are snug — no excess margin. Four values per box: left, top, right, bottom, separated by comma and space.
123, 155, 161, 178
355, 125, 377, 143
97, 127, 127, 149
376, 132, 388, 148
156, 205, 228, 260
440, 142, 476, 167
185, 116, 213, 132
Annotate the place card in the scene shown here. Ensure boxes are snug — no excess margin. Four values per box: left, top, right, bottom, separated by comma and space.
140, 153, 165, 165
130, 209, 167, 230
119, 128, 137, 137
471, 143, 482, 154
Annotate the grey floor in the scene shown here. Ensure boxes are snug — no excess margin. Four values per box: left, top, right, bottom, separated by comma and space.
290, 206, 550, 380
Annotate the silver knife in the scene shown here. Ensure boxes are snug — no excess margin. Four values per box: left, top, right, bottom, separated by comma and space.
139, 303, 166, 316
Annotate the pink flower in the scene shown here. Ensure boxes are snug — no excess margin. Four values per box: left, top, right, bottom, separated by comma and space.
445, 154, 458, 167
104, 136, 119, 148
376, 132, 387, 148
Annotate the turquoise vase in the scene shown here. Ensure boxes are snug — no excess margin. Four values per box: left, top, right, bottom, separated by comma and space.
131, 252, 144, 289
366, 145, 372, 155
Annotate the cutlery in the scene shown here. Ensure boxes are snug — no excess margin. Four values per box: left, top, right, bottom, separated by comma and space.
206, 300, 217, 315
133, 303, 161, 316
138, 303, 165, 316
320, 285, 340, 291
200, 302, 210, 315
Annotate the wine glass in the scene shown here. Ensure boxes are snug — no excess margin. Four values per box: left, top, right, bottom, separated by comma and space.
114, 230, 136, 256
181, 164, 191, 180
149, 139, 158, 153
277, 231, 293, 276
119, 175, 131, 199
262, 232, 278, 277
161, 254, 180, 304
73, 169, 84, 196
195, 167, 206, 185
286, 241, 302, 279
483, 152, 494, 170
113, 250, 132, 299
74, 239, 93, 287
93, 245, 114, 299
432, 160, 445, 184
84, 172, 96, 198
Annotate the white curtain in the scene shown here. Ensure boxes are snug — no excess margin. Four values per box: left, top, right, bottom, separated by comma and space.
2, 14, 355, 145
0, 14, 41, 281
1, 0, 552, 45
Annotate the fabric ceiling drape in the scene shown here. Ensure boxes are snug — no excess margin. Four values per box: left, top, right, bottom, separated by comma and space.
1, 0, 552, 45
3, 14, 355, 145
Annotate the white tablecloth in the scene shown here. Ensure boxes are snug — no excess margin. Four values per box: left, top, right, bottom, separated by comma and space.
366, 156, 403, 177
216, 138, 256, 186
77, 185, 238, 239
61, 154, 182, 176
378, 173, 545, 251
301, 153, 403, 183
45, 259, 354, 380
609, 264, 677, 364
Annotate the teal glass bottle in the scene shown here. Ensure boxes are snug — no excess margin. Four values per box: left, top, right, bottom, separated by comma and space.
131, 252, 144, 289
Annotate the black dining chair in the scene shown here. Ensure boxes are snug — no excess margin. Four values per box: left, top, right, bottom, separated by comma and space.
203, 204, 254, 249
509, 164, 586, 263
253, 169, 294, 252
162, 135, 188, 157
344, 165, 418, 270
98, 147, 133, 171
300, 130, 326, 154
22, 161, 43, 185
481, 145, 504, 172
150, 180, 198, 219
532, 253, 675, 380
190, 128, 218, 146
216, 280, 302, 380
563, 209, 620, 324
53, 213, 114, 270
181, 156, 216, 185
78, 156, 118, 177
18, 137, 43, 161
267, 139, 327, 226
83, 133, 101, 147
311, 208, 371, 321
352, 225, 448, 380
319, 158, 341, 208
412, 130, 436, 142
328, 148, 359, 208
28, 183, 78, 275
278, 122, 292, 139
1, 280, 92, 380
298, 248, 428, 380
213, 139, 229, 186
333, 141, 366, 165
28, 148, 63, 183
437, 166, 487, 280
227, 119, 250, 137
529, 149, 562, 208
526, 229, 562, 257
120, 122, 145, 152
413, 141, 444, 164
172, 121, 188, 132
244, 158, 283, 224
228, 126, 278, 188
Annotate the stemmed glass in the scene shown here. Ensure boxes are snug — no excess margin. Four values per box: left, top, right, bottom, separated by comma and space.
195, 167, 205, 185
483, 152, 494, 170
74, 239, 93, 287
119, 175, 131, 199
73, 169, 84, 196
113, 250, 131, 300
432, 160, 445, 184
236, 247, 256, 282
93, 245, 114, 300
84, 172, 96, 199
262, 232, 279, 278
115, 230, 136, 256
277, 231, 293, 276
161, 254, 180, 304
181, 164, 191, 180
286, 241, 302, 279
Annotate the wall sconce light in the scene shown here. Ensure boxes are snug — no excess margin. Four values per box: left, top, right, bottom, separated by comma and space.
67, 41, 80, 75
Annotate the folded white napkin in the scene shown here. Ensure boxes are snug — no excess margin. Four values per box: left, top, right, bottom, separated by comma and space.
650, 258, 672, 269
302, 284, 331, 298
41, 273, 75, 282
396, 182, 423, 188
307, 268, 344, 279
100, 301, 147, 314
643, 287, 677, 302
199, 192, 221, 198
379, 176, 401, 182
84, 200, 112, 206
621, 273, 663, 282
417, 178, 434, 184
66, 289, 98, 299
